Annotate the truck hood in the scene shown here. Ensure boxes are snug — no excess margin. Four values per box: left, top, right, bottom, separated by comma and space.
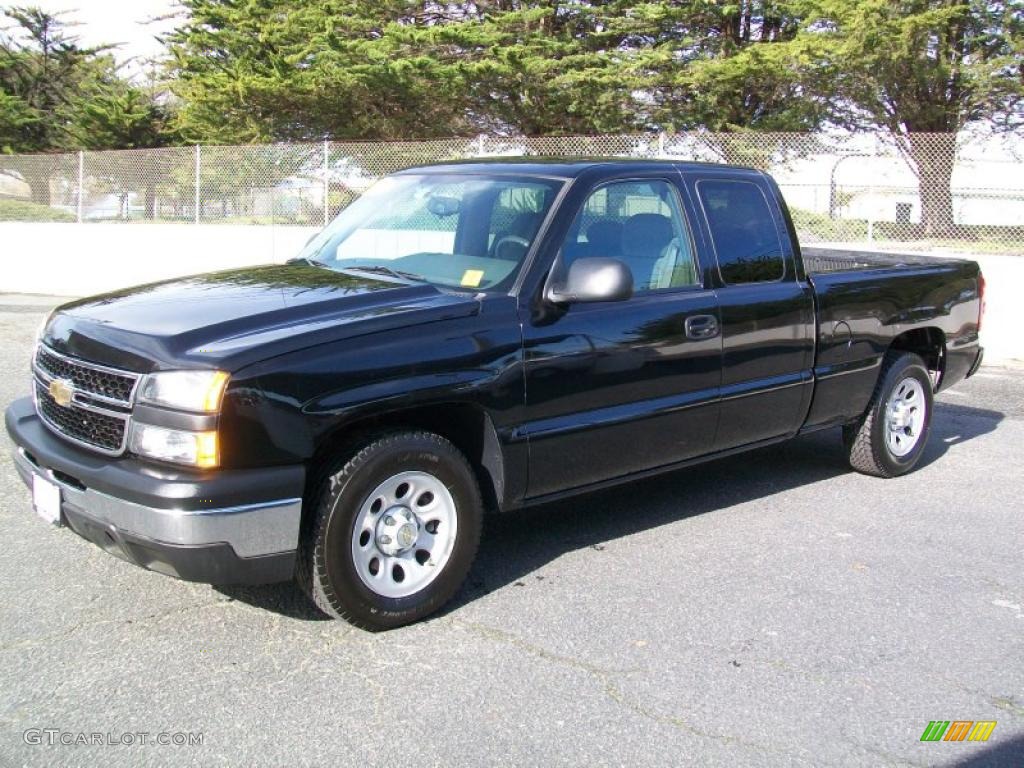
42, 264, 480, 372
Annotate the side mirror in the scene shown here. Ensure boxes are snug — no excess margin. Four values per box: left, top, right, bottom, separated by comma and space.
546, 257, 634, 304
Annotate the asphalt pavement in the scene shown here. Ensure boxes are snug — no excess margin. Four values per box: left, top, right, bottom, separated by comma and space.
0, 305, 1021, 767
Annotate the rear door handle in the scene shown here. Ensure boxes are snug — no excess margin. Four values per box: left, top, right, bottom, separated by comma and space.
685, 314, 719, 340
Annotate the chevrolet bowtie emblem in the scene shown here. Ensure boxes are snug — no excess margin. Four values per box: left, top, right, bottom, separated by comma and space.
49, 378, 75, 408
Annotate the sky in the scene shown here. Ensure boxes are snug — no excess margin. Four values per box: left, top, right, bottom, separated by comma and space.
27, 0, 180, 71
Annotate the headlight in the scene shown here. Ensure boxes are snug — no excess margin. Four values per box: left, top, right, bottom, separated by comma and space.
129, 424, 219, 468
138, 370, 229, 413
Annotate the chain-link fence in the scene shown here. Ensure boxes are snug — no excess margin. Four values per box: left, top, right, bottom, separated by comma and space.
1, 132, 1022, 254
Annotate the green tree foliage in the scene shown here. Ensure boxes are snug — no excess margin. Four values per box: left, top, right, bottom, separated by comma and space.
626, 0, 838, 167
636, 1, 834, 133
0, 6, 95, 154
70, 80, 176, 151
806, 0, 1024, 234
168, 0, 466, 142
0, 88, 36, 151
432, 1, 639, 135
1, 6, 178, 206
72, 84, 180, 218
1, 6, 174, 152
4, 0, 1021, 238
0, 7, 93, 200
168, 1, 831, 142
1, 8, 166, 141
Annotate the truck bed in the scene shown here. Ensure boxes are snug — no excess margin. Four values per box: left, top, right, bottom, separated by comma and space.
800, 244, 982, 434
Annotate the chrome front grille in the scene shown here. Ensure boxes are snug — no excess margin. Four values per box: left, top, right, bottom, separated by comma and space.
32, 344, 139, 456
34, 380, 129, 453
35, 345, 138, 407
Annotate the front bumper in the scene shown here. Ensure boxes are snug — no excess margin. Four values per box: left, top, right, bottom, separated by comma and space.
6, 397, 304, 585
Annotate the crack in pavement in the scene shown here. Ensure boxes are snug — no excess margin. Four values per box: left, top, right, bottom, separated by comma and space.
453, 618, 814, 763
0, 598, 235, 653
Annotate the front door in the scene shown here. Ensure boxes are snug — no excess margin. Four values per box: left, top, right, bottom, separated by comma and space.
520, 177, 723, 498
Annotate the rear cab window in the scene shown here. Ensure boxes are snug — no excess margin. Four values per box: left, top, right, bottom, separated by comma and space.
696, 179, 786, 284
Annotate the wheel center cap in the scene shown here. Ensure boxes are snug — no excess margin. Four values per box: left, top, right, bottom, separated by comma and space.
397, 523, 417, 549
890, 402, 912, 430
375, 506, 419, 556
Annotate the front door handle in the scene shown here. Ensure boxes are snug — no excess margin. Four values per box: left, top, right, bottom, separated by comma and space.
685, 314, 719, 340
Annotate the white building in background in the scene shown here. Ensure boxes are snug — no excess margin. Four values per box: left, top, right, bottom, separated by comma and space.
771, 132, 1024, 226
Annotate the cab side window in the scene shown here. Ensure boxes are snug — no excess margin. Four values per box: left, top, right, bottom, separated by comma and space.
561, 180, 699, 292
697, 180, 785, 284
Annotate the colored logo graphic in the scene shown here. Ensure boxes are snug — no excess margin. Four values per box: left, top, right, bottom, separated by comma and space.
920, 721, 997, 742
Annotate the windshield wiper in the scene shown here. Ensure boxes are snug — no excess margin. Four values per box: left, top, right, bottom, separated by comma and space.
290, 258, 426, 284
288, 256, 333, 269
345, 265, 426, 284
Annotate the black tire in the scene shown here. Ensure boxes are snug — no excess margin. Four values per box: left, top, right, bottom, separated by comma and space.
296, 431, 482, 630
842, 351, 934, 478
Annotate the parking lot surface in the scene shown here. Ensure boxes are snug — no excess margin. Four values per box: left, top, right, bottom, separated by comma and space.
0, 305, 1021, 767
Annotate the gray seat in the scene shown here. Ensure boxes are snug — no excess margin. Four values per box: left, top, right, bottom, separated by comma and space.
562, 218, 623, 264
621, 213, 674, 290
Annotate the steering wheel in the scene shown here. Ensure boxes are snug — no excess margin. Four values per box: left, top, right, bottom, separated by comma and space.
492, 235, 530, 261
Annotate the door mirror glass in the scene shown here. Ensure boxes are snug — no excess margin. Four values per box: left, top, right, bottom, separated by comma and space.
546, 257, 634, 304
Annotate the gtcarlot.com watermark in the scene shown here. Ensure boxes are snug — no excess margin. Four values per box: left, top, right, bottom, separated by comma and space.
24, 729, 203, 747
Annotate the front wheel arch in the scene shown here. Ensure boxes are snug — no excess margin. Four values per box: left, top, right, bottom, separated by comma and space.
308, 402, 507, 513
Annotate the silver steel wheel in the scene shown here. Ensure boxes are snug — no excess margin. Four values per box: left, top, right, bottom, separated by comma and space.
350, 471, 458, 599
885, 377, 927, 458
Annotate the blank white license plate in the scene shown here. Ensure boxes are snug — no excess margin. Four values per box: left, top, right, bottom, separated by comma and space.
32, 473, 62, 526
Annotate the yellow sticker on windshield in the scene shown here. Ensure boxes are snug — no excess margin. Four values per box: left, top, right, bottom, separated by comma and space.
461, 269, 485, 288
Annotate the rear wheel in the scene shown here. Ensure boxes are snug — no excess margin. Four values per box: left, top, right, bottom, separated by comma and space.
843, 351, 934, 478
297, 431, 482, 630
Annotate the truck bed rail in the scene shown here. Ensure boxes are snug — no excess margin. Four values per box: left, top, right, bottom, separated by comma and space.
802, 247, 948, 274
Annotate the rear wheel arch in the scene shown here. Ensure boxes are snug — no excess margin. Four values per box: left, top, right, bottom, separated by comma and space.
889, 327, 946, 388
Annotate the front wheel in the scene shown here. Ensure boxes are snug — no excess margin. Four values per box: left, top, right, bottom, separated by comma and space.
297, 431, 482, 630
843, 351, 934, 478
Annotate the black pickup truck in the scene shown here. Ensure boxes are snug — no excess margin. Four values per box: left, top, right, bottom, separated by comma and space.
5, 159, 985, 629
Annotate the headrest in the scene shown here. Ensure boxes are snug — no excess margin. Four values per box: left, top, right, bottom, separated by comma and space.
504, 212, 542, 237
584, 220, 623, 255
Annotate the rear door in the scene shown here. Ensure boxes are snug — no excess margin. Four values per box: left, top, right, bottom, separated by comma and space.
519, 174, 723, 498
683, 172, 815, 450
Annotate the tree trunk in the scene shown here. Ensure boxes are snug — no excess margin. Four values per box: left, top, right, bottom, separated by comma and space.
145, 185, 157, 219
908, 134, 957, 238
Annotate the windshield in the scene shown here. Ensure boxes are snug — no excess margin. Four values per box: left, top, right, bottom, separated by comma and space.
296, 173, 564, 292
